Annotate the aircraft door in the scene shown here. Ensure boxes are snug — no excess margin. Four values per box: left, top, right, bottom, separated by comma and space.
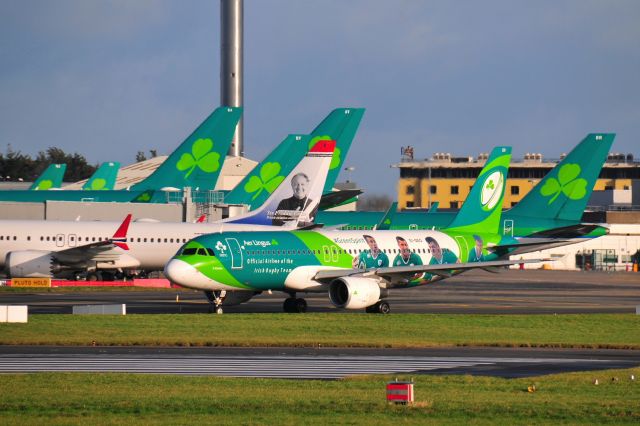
56, 234, 64, 248
225, 238, 244, 269
68, 234, 78, 247
503, 219, 514, 237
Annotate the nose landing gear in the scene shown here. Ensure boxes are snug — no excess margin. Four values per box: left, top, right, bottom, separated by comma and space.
204, 290, 227, 314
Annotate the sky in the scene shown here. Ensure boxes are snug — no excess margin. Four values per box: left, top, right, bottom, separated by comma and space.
1, 0, 639, 196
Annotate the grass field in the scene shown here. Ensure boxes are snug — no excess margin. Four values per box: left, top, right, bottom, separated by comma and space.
0, 369, 638, 424
1, 313, 639, 349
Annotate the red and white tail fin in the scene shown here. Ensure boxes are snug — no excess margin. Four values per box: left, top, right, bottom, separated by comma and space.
111, 214, 132, 250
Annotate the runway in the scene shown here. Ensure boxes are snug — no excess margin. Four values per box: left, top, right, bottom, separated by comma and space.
2, 270, 639, 314
0, 346, 637, 379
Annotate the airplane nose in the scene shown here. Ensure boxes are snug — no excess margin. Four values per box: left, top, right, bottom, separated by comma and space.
164, 259, 200, 288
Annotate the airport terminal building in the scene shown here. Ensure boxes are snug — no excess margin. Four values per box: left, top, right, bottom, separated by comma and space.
396, 151, 640, 210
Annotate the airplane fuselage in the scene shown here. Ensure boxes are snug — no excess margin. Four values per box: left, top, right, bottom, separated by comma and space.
165, 229, 507, 292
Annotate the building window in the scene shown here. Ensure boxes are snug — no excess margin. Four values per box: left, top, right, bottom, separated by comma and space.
406, 185, 415, 195
406, 201, 414, 208
430, 185, 437, 194
605, 185, 613, 190
450, 201, 459, 208
511, 186, 520, 195
451, 185, 459, 195
511, 202, 518, 207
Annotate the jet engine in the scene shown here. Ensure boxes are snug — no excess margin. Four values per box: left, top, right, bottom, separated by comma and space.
5, 250, 55, 278
329, 277, 382, 310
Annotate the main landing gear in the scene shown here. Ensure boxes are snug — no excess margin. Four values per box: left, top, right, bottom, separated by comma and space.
365, 301, 391, 314
205, 290, 226, 314
283, 295, 307, 313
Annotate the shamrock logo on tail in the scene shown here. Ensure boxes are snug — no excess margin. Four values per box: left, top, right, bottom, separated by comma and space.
176, 138, 220, 178
309, 135, 341, 170
135, 191, 152, 202
244, 162, 285, 200
485, 179, 494, 190
35, 180, 53, 190
540, 164, 587, 205
90, 178, 107, 190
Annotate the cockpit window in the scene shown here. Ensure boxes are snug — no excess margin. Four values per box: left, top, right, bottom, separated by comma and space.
206, 248, 215, 256
181, 248, 197, 256
197, 248, 207, 256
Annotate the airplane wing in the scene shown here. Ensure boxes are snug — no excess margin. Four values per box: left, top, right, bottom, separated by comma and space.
312, 258, 546, 288
51, 214, 132, 265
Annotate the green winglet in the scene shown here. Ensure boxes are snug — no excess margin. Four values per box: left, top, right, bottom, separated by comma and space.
510, 133, 615, 221
82, 162, 120, 190
446, 146, 512, 234
130, 106, 242, 192
29, 164, 66, 190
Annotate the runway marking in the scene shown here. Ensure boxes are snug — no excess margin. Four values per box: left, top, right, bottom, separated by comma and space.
0, 354, 609, 379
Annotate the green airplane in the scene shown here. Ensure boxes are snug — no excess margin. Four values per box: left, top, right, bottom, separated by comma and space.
317, 133, 614, 240
166, 145, 578, 314
0, 106, 242, 203
224, 108, 365, 210
29, 164, 67, 190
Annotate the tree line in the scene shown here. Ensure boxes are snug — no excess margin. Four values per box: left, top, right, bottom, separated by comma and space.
0, 146, 97, 183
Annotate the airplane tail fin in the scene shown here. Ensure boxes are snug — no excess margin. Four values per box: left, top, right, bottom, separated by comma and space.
82, 162, 120, 190
375, 202, 398, 230
224, 139, 336, 226
30, 164, 66, 190
509, 134, 614, 221
313, 108, 365, 194
446, 146, 512, 234
224, 134, 305, 207
130, 106, 242, 192
224, 108, 363, 209
111, 214, 132, 250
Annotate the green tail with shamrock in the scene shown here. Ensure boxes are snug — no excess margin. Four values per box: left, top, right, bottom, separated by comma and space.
29, 164, 66, 190
446, 146, 512, 234
82, 162, 120, 190
224, 108, 364, 209
510, 134, 614, 221
130, 106, 242, 192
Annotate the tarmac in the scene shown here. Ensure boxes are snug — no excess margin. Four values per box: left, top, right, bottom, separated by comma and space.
1, 269, 638, 314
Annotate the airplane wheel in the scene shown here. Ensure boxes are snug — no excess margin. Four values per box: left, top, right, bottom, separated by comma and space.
87, 272, 101, 281
378, 301, 391, 314
284, 298, 306, 313
365, 304, 378, 313
294, 298, 307, 313
283, 298, 295, 313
